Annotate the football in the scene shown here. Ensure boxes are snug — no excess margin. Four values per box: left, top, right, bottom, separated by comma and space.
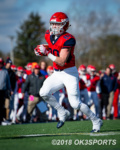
43, 44, 49, 51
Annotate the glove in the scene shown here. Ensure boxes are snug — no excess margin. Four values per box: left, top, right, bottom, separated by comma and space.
34, 44, 50, 56
34, 48, 41, 56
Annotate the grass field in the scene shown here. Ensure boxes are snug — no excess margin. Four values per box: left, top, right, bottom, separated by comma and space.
0, 120, 120, 150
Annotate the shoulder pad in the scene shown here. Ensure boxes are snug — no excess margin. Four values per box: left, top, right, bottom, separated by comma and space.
45, 30, 50, 34
45, 30, 50, 41
63, 33, 74, 40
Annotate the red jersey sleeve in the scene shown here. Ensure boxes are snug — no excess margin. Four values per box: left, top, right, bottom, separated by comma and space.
87, 75, 100, 91
79, 79, 87, 90
62, 38, 76, 49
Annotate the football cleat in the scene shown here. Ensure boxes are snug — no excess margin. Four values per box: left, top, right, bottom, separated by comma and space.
1, 120, 12, 126
91, 129, 100, 133
91, 119, 103, 133
57, 110, 70, 129
57, 121, 64, 128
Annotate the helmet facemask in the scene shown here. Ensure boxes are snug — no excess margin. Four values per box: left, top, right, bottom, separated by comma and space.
49, 21, 67, 35
49, 12, 70, 35
17, 71, 23, 77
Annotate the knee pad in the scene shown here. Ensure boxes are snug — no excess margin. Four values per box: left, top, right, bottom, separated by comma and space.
68, 93, 81, 109
39, 88, 50, 101
39, 88, 47, 97
71, 101, 81, 109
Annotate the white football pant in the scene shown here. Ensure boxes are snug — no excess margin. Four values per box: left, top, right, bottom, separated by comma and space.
40, 66, 98, 122
40, 67, 81, 109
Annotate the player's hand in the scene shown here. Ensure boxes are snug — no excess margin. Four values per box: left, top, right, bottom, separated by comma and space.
34, 45, 50, 56
34, 48, 41, 56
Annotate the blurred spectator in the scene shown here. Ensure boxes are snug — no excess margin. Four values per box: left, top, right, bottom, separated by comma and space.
113, 71, 120, 119
100, 67, 117, 119
11, 64, 17, 73
0, 58, 11, 125
25, 62, 32, 75
5, 57, 16, 120
22, 64, 46, 122
1, 58, 120, 124
31, 62, 38, 72
109, 64, 118, 78
78, 65, 90, 105
11, 66, 25, 124
109, 64, 119, 120
47, 66, 54, 76
40, 61, 48, 78
76, 65, 91, 120
99, 70, 105, 78
87, 65, 100, 117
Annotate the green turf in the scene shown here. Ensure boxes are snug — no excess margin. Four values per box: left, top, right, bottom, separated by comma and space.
0, 120, 120, 150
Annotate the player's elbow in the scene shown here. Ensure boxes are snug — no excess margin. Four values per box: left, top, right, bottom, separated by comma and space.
55, 57, 67, 66
59, 62, 65, 67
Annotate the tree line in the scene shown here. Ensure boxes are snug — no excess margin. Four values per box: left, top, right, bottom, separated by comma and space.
1, 1, 120, 71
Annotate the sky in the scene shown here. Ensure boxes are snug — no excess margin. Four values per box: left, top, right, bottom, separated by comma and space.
0, 0, 120, 54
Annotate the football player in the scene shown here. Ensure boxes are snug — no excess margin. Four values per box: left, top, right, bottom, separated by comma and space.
34, 12, 103, 132
78, 64, 91, 105
25, 62, 32, 76
11, 66, 25, 124
87, 65, 100, 117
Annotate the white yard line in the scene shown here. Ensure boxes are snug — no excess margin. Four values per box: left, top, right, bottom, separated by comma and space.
1, 132, 120, 138
20, 132, 120, 137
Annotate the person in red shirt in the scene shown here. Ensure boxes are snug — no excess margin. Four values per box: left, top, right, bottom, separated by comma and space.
87, 65, 100, 117
25, 62, 32, 76
34, 12, 102, 132
12, 66, 25, 124
78, 65, 91, 106
11, 64, 17, 73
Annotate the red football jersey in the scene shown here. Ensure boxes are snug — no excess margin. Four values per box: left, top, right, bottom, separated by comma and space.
79, 78, 87, 90
45, 30, 76, 70
87, 75, 100, 91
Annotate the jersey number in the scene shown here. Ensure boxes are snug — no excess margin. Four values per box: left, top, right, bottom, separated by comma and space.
49, 48, 59, 56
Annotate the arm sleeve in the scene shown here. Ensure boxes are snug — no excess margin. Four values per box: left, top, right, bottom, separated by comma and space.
62, 38, 76, 49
